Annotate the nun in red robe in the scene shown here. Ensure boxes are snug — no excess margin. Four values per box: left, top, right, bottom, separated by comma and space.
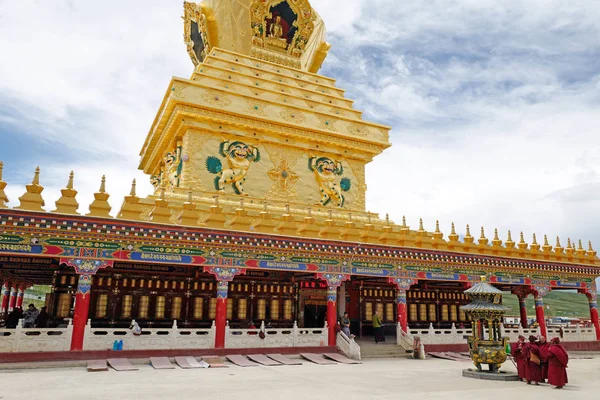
547, 337, 569, 389
523, 335, 542, 385
537, 336, 551, 382
510, 335, 527, 381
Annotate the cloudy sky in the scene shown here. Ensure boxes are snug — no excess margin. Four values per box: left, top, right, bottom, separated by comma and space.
1, 0, 599, 270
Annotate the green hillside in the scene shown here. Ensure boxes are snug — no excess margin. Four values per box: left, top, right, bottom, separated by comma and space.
502, 291, 596, 319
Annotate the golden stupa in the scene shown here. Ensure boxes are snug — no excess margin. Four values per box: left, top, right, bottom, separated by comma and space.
133, 0, 391, 229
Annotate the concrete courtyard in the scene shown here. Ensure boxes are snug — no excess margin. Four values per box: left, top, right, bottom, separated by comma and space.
0, 354, 598, 400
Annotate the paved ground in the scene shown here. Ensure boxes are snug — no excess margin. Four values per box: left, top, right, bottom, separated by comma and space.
0, 354, 597, 400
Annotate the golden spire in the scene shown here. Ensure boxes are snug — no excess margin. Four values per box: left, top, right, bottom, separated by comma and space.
565, 238, 574, 255
0, 161, 9, 208
577, 239, 586, 256
117, 179, 144, 221
385, 213, 390, 225
505, 230, 515, 249
433, 220, 443, 240
554, 237, 564, 254
15, 166, 45, 212
588, 241, 597, 258
399, 216, 410, 234
149, 181, 171, 224
203, 195, 227, 228
517, 232, 528, 250
416, 218, 426, 236
530, 233, 540, 251
178, 191, 200, 226
542, 234, 552, 253
251, 201, 276, 233
478, 227, 489, 245
53, 171, 79, 215
448, 222, 459, 242
492, 228, 502, 247
87, 175, 112, 218
464, 224, 474, 243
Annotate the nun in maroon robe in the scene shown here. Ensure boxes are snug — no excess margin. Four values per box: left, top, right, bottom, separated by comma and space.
537, 336, 551, 382
523, 335, 542, 385
510, 335, 527, 381
547, 337, 569, 389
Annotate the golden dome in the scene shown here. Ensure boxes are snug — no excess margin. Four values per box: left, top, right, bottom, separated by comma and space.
184, 0, 330, 73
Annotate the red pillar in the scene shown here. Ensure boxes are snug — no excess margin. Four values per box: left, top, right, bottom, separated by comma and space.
587, 296, 600, 340
16, 286, 25, 309
70, 274, 93, 351
327, 287, 337, 346
535, 296, 547, 338
8, 286, 17, 312
215, 281, 229, 349
397, 289, 408, 332
519, 297, 529, 328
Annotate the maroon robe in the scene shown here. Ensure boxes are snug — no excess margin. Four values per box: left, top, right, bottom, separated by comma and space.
523, 342, 543, 383
511, 341, 527, 379
538, 342, 551, 381
547, 344, 569, 387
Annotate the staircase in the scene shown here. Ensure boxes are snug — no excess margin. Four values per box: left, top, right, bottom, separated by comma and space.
356, 337, 412, 359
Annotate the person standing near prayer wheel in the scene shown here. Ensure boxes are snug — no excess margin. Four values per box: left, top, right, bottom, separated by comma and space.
547, 337, 569, 389
523, 335, 542, 385
511, 335, 527, 381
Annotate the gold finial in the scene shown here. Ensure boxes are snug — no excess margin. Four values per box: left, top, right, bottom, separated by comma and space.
67, 171, 74, 190
577, 239, 586, 256
367, 213, 372, 224
542, 234, 552, 252
554, 237, 564, 254
87, 175, 112, 218
213, 195, 220, 207
402, 216, 407, 227
308, 207, 312, 218
505, 230, 515, 248
15, 166, 45, 211
159, 185, 166, 200
239, 198, 245, 210
448, 222, 459, 242
565, 238, 574, 256
149, 183, 171, 224
187, 191, 193, 203
588, 241, 597, 257
0, 161, 9, 208
433, 220, 443, 240
32, 166, 41, 185
492, 228, 502, 247
386, 213, 390, 225
99, 175, 106, 193
464, 224, 474, 243
328, 209, 333, 219
52, 171, 79, 215
285, 204, 291, 214
130, 179, 137, 197
419, 218, 424, 231
530, 233, 541, 251
347, 212, 352, 221
518, 232, 528, 250
177, 191, 199, 226
478, 226, 489, 245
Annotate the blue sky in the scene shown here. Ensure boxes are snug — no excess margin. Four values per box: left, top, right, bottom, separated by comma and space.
1, 0, 599, 286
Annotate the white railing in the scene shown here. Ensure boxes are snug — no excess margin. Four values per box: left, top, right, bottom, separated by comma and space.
406, 323, 597, 345
501, 325, 596, 342
225, 321, 328, 349
83, 320, 215, 351
0, 319, 72, 353
336, 331, 361, 360
396, 323, 414, 351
